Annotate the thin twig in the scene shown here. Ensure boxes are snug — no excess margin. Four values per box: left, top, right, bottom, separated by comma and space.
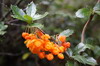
81, 0, 100, 43
81, 14, 94, 43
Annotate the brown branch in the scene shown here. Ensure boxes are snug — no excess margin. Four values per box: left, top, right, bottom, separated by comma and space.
0, 0, 24, 21
81, 0, 100, 43
81, 14, 94, 43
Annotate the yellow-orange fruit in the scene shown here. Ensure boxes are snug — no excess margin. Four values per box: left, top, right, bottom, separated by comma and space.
62, 42, 71, 48
52, 47, 60, 55
59, 36, 66, 42
59, 46, 65, 53
22, 32, 29, 38
57, 53, 64, 59
38, 52, 45, 59
46, 53, 54, 61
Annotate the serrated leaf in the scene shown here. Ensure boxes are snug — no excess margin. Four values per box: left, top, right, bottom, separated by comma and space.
93, 2, 100, 15
59, 29, 74, 37
74, 43, 94, 54
26, 1, 36, 17
23, 15, 33, 24
72, 55, 97, 65
22, 53, 30, 60
65, 60, 74, 66
29, 23, 44, 29
11, 5, 25, 21
86, 57, 97, 65
76, 8, 92, 18
72, 55, 86, 64
33, 12, 48, 20
93, 2, 100, 11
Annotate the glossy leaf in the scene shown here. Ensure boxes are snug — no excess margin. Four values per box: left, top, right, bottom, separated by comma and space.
86, 57, 97, 65
33, 12, 48, 20
59, 29, 74, 37
11, 5, 25, 21
72, 55, 97, 65
93, 2, 100, 15
26, 1, 36, 17
93, 2, 100, 11
0, 22, 8, 35
23, 15, 33, 24
74, 42, 94, 54
76, 8, 92, 18
72, 55, 86, 64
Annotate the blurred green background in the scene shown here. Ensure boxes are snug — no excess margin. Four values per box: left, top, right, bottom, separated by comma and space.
0, 0, 100, 66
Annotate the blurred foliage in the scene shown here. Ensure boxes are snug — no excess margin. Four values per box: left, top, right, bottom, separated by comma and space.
0, 0, 100, 66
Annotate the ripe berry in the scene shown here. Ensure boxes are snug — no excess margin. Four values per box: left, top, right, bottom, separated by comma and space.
22, 32, 29, 38
57, 53, 64, 59
59, 36, 66, 42
46, 53, 54, 61
38, 52, 45, 59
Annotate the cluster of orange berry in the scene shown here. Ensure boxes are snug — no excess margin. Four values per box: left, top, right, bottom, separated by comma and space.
22, 32, 70, 61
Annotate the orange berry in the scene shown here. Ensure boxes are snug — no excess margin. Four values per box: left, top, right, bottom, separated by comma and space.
57, 53, 64, 59
22, 32, 29, 38
41, 34, 50, 40
62, 42, 71, 48
29, 34, 37, 39
36, 30, 44, 37
59, 46, 65, 53
25, 36, 31, 39
38, 52, 45, 59
52, 47, 60, 55
46, 53, 54, 61
59, 36, 66, 42
34, 40, 42, 47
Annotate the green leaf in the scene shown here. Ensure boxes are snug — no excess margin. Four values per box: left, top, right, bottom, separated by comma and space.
93, 2, 100, 11
11, 5, 25, 21
94, 11, 100, 15
23, 15, 33, 24
22, 52, 30, 60
93, 2, 100, 15
0, 22, 8, 35
0, 31, 6, 35
66, 48, 73, 56
29, 23, 44, 29
72, 55, 97, 65
26, 1, 36, 17
72, 55, 86, 64
74, 42, 94, 54
85, 57, 97, 65
65, 60, 74, 66
33, 12, 48, 20
59, 29, 74, 37
0, 22, 8, 31
75, 8, 92, 18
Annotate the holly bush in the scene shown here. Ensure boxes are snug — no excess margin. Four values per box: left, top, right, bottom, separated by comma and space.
0, 0, 100, 66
